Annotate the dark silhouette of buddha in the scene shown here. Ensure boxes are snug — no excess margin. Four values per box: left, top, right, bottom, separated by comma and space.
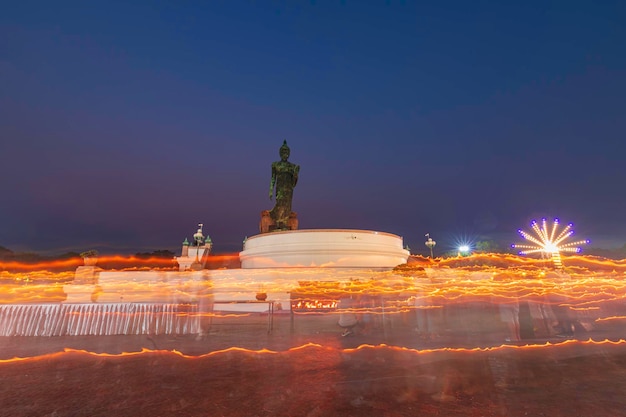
262, 140, 299, 232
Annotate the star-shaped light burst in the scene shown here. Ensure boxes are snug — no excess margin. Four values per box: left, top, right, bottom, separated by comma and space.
512, 218, 590, 268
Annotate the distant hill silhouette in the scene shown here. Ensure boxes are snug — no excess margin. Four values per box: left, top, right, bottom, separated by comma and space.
0, 246, 80, 263
0, 245, 14, 257
0, 246, 178, 271
584, 244, 626, 260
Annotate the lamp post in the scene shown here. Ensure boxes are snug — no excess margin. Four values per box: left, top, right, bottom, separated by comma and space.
191, 223, 204, 270
425, 233, 436, 259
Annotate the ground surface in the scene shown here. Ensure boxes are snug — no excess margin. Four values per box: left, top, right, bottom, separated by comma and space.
1, 311, 626, 417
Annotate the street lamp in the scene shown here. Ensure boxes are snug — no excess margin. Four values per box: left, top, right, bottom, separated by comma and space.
425, 233, 436, 258
458, 245, 470, 257
191, 223, 205, 270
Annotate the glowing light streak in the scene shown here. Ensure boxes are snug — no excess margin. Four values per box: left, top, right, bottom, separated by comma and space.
8, 267, 615, 306
569, 306, 601, 311
2, 339, 626, 364
291, 300, 338, 310
595, 316, 626, 323
2, 253, 626, 338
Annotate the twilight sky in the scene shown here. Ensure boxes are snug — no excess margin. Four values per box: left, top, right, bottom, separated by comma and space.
1, 1, 625, 256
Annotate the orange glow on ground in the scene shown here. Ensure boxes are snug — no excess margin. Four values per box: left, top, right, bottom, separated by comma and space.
2, 254, 626, 322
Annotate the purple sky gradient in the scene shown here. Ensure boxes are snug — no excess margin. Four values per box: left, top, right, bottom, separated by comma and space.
1, 1, 625, 255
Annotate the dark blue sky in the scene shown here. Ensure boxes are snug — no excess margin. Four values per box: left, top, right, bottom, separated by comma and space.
1, 1, 625, 255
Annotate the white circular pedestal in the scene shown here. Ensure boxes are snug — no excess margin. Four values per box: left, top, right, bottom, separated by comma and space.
239, 229, 409, 269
